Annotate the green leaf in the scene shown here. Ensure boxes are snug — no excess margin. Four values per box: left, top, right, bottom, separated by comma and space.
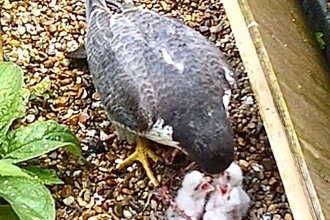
0, 62, 26, 145
0, 176, 55, 220
2, 120, 82, 164
31, 76, 51, 95
21, 88, 31, 104
0, 205, 20, 220
30, 76, 52, 100
29, 92, 38, 101
314, 32, 326, 50
22, 165, 64, 185
0, 160, 30, 178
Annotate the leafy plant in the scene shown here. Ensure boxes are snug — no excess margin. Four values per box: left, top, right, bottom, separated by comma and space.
0, 62, 82, 220
29, 76, 52, 100
314, 32, 326, 50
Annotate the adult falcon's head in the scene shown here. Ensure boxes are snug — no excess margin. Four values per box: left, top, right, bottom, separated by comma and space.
163, 97, 235, 175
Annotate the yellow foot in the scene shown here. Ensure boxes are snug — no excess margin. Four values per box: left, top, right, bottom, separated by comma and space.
117, 137, 162, 186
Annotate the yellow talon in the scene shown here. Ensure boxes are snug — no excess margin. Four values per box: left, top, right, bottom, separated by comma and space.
117, 137, 162, 186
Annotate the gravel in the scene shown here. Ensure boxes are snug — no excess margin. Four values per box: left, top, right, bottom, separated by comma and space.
1, 0, 293, 219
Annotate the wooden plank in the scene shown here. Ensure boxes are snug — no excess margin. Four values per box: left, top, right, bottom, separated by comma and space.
243, 0, 330, 218
244, 1, 330, 218
221, 0, 325, 219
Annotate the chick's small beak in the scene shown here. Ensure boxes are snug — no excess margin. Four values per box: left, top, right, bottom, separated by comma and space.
216, 184, 228, 195
200, 180, 214, 193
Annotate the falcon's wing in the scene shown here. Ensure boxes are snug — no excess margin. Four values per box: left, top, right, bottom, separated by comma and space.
86, 3, 158, 133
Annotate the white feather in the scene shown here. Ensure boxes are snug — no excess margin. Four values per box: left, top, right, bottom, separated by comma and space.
145, 118, 184, 152
161, 49, 185, 73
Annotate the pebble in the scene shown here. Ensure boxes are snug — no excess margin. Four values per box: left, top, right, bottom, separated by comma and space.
272, 214, 282, 220
63, 196, 75, 206
43, 59, 54, 68
48, 24, 57, 33
123, 210, 132, 218
284, 213, 293, 220
199, 25, 209, 33
77, 197, 88, 207
61, 58, 71, 67
25, 114, 35, 123
114, 203, 123, 217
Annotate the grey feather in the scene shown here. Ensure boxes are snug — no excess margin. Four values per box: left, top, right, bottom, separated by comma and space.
85, 0, 235, 174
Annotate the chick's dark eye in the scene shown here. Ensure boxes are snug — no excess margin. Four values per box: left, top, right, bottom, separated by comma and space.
194, 184, 199, 191
226, 172, 231, 181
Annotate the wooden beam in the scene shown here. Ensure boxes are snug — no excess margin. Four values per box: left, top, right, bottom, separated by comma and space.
221, 0, 325, 219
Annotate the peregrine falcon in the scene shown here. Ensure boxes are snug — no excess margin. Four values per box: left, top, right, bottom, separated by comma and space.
85, 0, 235, 186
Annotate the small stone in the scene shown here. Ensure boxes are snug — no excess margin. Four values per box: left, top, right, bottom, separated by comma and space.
257, 170, 265, 180
268, 177, 277, 185
272, 214, 281, 220
61, 185, 73, 198
113, 203, 123, 217
93, 205, 103, 213
239, 159, 249, 168
136, 180, 146, 189
150, 199, 157, 209
99, 130, 110, 141
199, 25, 209, 33
17, 26, 26, 35
3, 0, 12, 9
83, 189, 92, 202
82, 211, 96, 220
55, 42, 62, 49
190, 2, 198, 9
46, 45, 56, 56
35, 52, 48, 62
54, 96, 70, 107
121, 188, 133, 195
129, 200, 143, 212
254, 201, 262, 208
77, 197, 88, 207
43, 59, 54, 68
62, 196, 75, 206
210, 24, 222, 33
9, 39, 20, 47
61, 58, 71, 67
25, 114, 35, 123
123, 210, 132, 218
48, 25, 57, 33
31, 8, 41, 16
276, 185, 285, 194
267, 204, 277, 212
261, 158, 274, 170
284, 213, 293, 220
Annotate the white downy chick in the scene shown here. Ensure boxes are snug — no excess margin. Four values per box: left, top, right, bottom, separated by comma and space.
218, 162, 243, 187
204, 184, 241, 220
203, 210, 229, 220
219, 162, 250, 217
204, 162, 251, 219
166, 170, 214, 220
